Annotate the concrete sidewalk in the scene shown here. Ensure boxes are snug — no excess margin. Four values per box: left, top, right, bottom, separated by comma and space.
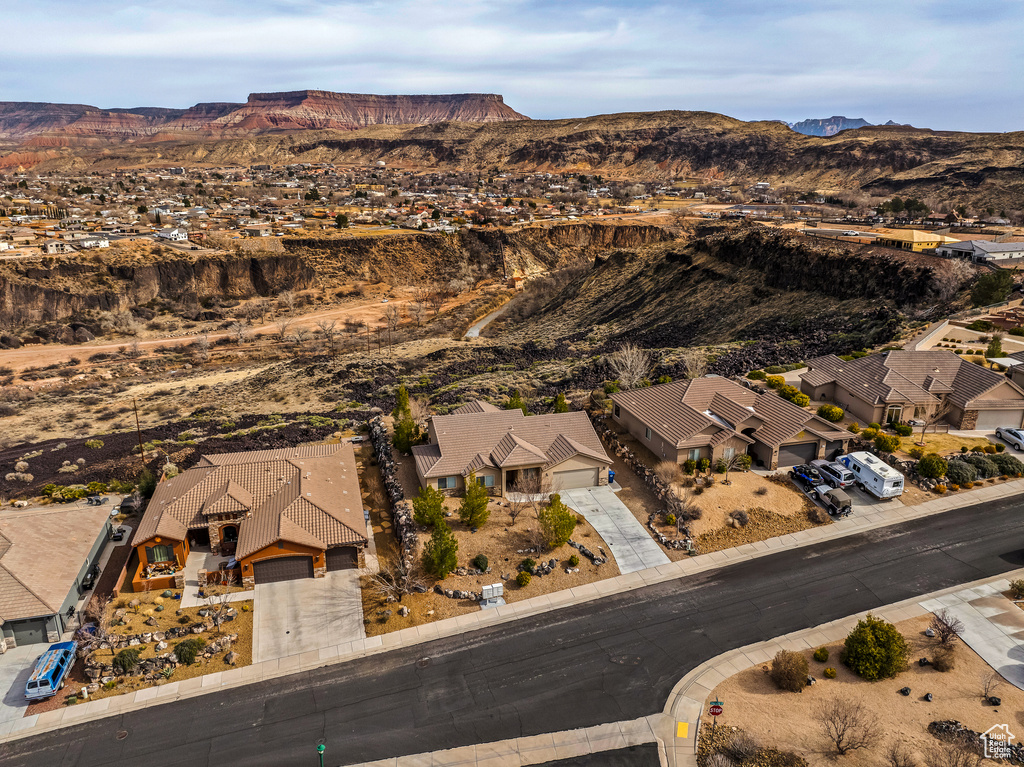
3, 479, 1023, 743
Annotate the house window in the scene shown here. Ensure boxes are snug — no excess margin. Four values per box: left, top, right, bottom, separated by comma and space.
438, 476, 459, 490
477, 475, 495, 488
688, 448, 701, 461
723, 447, 736, 461
645, 427, 652, 441
146, 544, 174, 563
884, 405, 903, 424
614, 405, 621, 417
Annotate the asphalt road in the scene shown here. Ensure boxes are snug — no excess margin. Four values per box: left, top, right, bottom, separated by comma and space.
8, 496, 1024, 767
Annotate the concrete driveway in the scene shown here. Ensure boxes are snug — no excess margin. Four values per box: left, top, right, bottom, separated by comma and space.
0, 645, 41, 735
560, 487, 671, 574
252, 570, 365, 663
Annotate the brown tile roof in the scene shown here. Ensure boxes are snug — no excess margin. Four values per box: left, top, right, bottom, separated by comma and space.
612, 377, 849, 450
0, 506, 110, 622
450, 400, 501, 415
802, 350, 1024, 410
413, 404, 610, 478
136, 443, 366, 559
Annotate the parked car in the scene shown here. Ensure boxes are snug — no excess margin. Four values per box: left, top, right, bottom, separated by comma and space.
811, 459, 856, 489
350, 435, 367, 443
80, 563, 100, 590
813, 485, 853, 517
837, 452, 905, 499
25, 641, 78, 700
788, 464, 824, 490
996, 427, 1024, 450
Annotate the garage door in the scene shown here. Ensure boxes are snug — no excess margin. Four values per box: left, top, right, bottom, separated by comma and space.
977, 409, 1024, 430
325, 547, 357, 571
11, 617, 48, 646
777, 442, 818, 467
552, 467, 599, 491
823, 440, 846, 460
253, 556, 313, 584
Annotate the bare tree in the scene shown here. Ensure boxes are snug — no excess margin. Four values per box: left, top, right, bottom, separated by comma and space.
606, 343, 652, 390
679, 347, 708, 379
448, 278, 469, 295
930, 608, 965, 646
292, 327, 312, 346
981, 671, 1003, 700
316, 318, 338, 355
507, 473, 542, 526
384, 304, 400, 334
193, 333, 210, 362
274, 318, 293, 340
923, 744, 981, 767
278, 290, 296, 313
204, 571, 239, 635
917, 399, 953, 445
884, 739, 917, 767
368, 545, 425, 604
79, 597, 117, 661
128, 339, 143, 359
815, 695, 878, 756
427, 289, 446, 316
228, 322, 251, 344
408, 396, 430, 429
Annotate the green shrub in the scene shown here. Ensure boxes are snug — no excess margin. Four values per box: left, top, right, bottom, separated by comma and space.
823, 667, 837, 679
992, 453, 1024, 475
682, 459, 697, 475
791, 393, 810, 407
841, 614, 908, 681
816, 404, 844, 422
861, 428, 879, 440
917, 453, 947, 479
868, 422, 881, 430
847, 422, 860, 434
1009, 579, 1024, 599
764, 365, 786, 374
516, 571, 532, 587
84, 439, 104, 449
945, 460, 977, 486
568, 554, 580, 567
907, 446, 925, 460
1010, 327, 1024, 337
893, 423, 914, 437
413, 485, 446, 527
746, 370, 767, 381
813, 647, 829, 663
770, 649, 809, 692
422, 521, 459, 578
520, 558, 537, 572
603, 381, 620, 394
113, 646, 143, 674
874, 433, 901, 453
996, 443, 1006, 452
765, 375, 785, 390
714, 459, 727, 474
984, 444, 997, 454
966, 454, 999, 478
175, 637, 206, 665
960, 445, 969, 453
471, 554, 488, 571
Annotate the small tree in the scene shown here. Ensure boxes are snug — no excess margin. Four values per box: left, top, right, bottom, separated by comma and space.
335, 213, 348, 229
917, 399, 953, 445
205, 571, 239, 635
369, 544, 425, 604
606, 343, 652, 389
506, 389, 529, 414
412, 485, 446, 527
769, 649, 808, 693
986, 332, 1004, 358
458, 472, 491, 528
723, 453, 752, 483
538, 493, 577, 548
553, 393, 569, 413
917, 453, 948, 479
678, 347, 708, 380
842, 614, 909, 680
815, 695, 878, 756
930, 608, 964, 647
422, 520, 458, 578
508, 471, 542, 526
884, 739, 916, 767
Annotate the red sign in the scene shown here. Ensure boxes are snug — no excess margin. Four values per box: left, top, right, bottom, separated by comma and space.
709, 704, 723, 717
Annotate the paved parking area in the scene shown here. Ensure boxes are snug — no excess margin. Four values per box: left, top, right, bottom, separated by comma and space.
0, 646, 41, 731
561, 487, 671, 574
252, 570, 365, 662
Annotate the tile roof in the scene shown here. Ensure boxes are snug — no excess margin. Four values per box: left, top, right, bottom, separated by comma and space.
801, 350, 1024, 410
135, 443, 366, 559
412, 404, 610, 478
0, 506, 110, 622
612, 377, 849, 449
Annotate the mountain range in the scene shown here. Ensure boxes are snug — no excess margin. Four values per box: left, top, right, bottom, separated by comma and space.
788, 116, 904, 136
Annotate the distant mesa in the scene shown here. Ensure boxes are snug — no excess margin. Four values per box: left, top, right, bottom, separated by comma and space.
0, 90, 530, 141
788, 115, 908, 136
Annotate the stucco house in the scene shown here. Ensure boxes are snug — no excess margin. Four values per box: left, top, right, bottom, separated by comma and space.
412, 401, 611, 496
132, 443, 367, 589
800, 350, 1024, 430
1, 506, 111, 649
611, 377, 851, 470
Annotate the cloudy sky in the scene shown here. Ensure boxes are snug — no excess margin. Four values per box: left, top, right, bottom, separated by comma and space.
5, 0, 1022, 131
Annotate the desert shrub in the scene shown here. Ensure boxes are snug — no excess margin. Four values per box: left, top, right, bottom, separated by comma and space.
746, 370, 767, 380
175, 637, 206, 665
966, 454, 999, 478
84, 439, 104, 449
813, 647, 829, 663
945, 460, 977, 486
113, 647, 143, 674
765, 365, 786, 374
868, 422, 881, 430
932, 647, 956, 672
5, 472, 33, 483
471, 554, 488, 572
984, 444, 997, 454
917, 453, 947, 479
755, 486, 769, 496
893, 424, 913, 437
990, 453, 1023, 476
791, 393, 810, 407
655, 461, 682, 484
949, 484, 959, 491
964, 481, 975, 489
874, 433, 900, 453
996, 442, 1006, 452
14, 460, 29, 472
935, 485, 947, 494
765, 375, 785, 389
729, 509, 749, 527
841, 614, 908, 680
770, 649, 809, 692
816, 404, 844, 422
682, 459, 697, 475
847, 422, 860, 434
823, 667, 837, 679
1009, 579, 1024, 599
715, 459, 727, 474
516, 571, 531, 587
908, 446, 925, 460
861, 428, 879, 440
724, 731, 762, 763
568, 554, 580, 567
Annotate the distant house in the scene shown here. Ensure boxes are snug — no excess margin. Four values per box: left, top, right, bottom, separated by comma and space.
412, 401, 611, 496
155, 227, 188, 242
243, 225, 271, 237
77, 236, 109, 249
934, 240, 1024, 262
611, 377, 850, 470
873, 228, 959, 252
43, 239, 74, 255
800, 350, 1024, 430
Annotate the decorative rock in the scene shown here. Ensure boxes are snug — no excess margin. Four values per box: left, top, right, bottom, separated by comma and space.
919, 657, 930, 666
128, 637, 140, 646
225, 651, 238, 665
154, 632, 166, 642
162, 590, 173, 598
988, 696, 1001, 706
924, 693, 933, 702
156, 641, 168, 651
899, 687, 911, 696
397, 606, 410, 617
924, 628, 936, 638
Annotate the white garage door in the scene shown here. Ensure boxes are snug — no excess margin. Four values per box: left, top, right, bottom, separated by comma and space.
552, 467, 599, 491
977, 410, 1024, 430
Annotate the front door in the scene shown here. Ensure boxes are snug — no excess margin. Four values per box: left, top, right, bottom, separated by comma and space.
220, 525, 239, 555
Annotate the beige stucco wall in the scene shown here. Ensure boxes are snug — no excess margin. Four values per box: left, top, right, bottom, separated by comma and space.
613, 404, 677, 460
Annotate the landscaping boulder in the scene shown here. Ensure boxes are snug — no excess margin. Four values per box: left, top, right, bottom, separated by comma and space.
225, 651, 238, 666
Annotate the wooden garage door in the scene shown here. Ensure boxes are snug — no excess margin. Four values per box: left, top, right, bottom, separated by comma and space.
252, 556, 313, 584
552, 467, 599, 491
325, 546, 357, 571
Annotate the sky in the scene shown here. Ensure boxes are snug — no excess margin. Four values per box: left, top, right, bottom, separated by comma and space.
4, 0, 1023, 132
